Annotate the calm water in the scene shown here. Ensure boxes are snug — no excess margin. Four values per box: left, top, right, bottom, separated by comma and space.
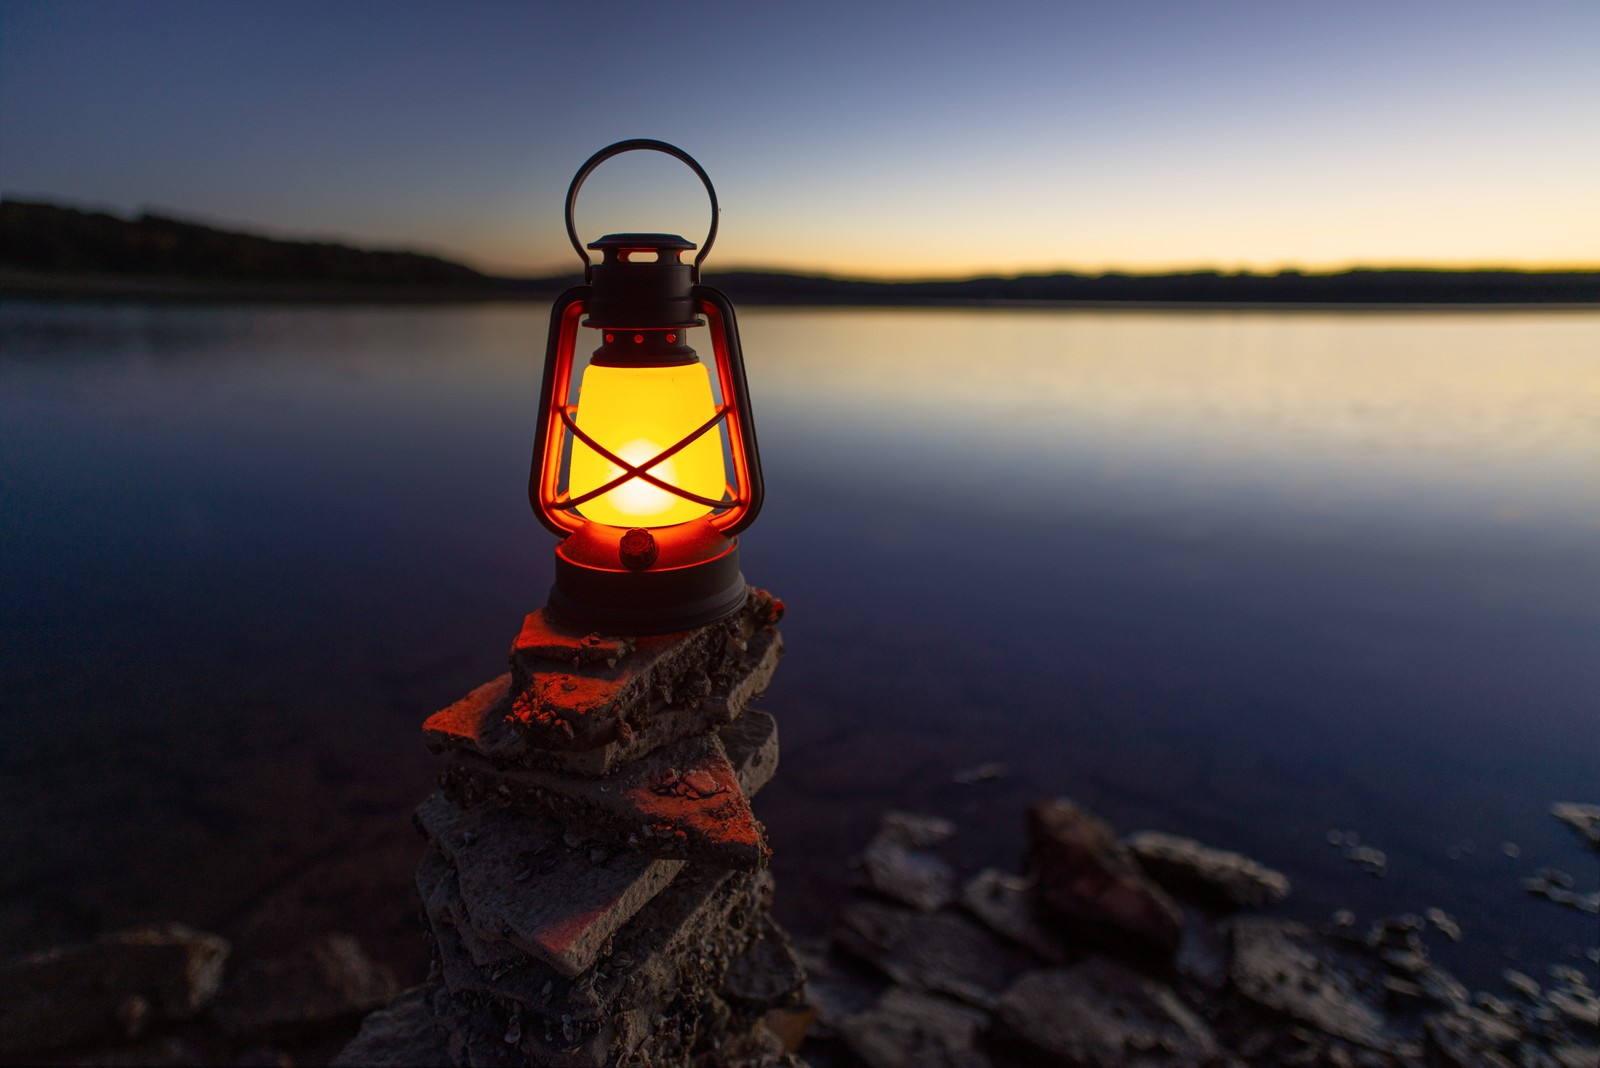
1, 299, 1596, 988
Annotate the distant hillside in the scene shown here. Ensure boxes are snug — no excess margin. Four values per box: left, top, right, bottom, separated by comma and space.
705, 267, 1600, 306
0, 199, 509, 297
3, 199, 1596, 305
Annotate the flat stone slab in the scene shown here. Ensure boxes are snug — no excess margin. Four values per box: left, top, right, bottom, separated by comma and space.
996, 957, 1221, 1068
424, 590, 784, 768
414, 844, 526, 976
415, 799, 681, 979
1127, 830, 1290, 912
425, 984, 531, 1068
427, 866, 771, 1062
1226, 917, 1390, 1049
834, 900, 1028, 1010
840, 986, 993, 1068
442, 723, 769, 871
427, 982, 774, 1068
718, 706, 781, 788
415, 710, 778, 977
721, 917, 807, 1013
0, 923, 229, 1058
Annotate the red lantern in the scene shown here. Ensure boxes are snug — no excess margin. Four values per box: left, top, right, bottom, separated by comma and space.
529, 140, 763, 634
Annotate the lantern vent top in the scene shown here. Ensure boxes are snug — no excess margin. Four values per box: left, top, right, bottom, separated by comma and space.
588, 233, 696, 258
583, 233, 702, 331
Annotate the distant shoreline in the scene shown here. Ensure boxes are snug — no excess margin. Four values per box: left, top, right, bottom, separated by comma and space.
5, 200, 1598, 309
0, 268, 555, 305
5, 270, 1598, 312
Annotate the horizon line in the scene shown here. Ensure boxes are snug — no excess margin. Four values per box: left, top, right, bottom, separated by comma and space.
7, 195, 1597, 285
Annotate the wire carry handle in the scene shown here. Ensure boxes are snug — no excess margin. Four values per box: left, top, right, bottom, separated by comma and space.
563, 139, 720, 283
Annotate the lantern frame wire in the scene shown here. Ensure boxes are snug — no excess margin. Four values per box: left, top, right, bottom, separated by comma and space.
553, 401, 739, 512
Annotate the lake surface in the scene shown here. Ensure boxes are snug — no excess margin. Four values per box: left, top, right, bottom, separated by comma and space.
1, 299, 1596, 989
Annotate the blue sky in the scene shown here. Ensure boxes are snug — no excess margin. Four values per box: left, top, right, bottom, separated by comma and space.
2, 0, 1596, 276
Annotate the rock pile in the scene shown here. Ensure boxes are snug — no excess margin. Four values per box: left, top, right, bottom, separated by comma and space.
801, 799, 1600, 1068
338, 589, 806, 1068
0, 923, 398, 1064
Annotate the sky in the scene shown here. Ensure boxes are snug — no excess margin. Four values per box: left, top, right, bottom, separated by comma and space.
2, 0, 1597, 279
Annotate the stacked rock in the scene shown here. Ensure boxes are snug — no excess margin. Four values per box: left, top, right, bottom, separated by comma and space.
345, 588, 806, 1068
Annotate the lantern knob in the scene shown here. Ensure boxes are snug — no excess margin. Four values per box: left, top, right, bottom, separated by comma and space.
618, 528, 659, 570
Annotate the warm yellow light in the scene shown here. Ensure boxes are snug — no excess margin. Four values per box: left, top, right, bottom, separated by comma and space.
570, 362, 725, 527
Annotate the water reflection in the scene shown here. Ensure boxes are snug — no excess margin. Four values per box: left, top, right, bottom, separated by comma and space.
745, 307, 1600, 523
0, 300, 1595, 987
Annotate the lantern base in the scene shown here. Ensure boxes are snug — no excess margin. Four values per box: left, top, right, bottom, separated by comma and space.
546, 520, 748, 635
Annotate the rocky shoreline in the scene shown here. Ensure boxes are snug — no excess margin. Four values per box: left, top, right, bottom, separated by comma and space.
799, 799, 1599, 1068
2, 798, 1594, 1066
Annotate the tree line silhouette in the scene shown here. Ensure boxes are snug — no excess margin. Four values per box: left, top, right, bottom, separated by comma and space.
1, 200, 490, 290
4, 199, 1595, 304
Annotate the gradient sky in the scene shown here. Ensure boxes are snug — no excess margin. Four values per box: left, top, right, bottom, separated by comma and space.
2, 0, 1597, 278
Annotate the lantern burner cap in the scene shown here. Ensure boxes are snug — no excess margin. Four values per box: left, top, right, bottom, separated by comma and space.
582, 233, 700, 330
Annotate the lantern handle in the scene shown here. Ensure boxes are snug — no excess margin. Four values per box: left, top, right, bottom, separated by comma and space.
564, 139, 719, 283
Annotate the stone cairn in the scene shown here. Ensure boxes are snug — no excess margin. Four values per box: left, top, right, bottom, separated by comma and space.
337, 587, 807, 1067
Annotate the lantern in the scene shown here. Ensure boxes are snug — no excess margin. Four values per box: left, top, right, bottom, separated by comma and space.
529, 140, 764, 634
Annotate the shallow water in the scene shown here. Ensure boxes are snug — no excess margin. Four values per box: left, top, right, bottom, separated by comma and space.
1, 299, 1596, 988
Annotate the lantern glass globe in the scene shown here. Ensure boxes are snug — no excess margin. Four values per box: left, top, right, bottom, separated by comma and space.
569, 361, 725, 528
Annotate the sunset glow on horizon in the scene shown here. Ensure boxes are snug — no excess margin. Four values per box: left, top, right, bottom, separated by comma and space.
3, 0, 1596, 279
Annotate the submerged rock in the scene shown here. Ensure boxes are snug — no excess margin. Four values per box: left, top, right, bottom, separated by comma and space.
855, 811, 958, 912
995, 957, 1222, 1068
953, 762, 1008, 785
0, 923, 229, 1058
1423, 907, 1462, 942
1546, 986, 1600, 1029
1550, 802, 1600, 851
1173, 913, 1232, 993
212, 933, 398, 1039
790, 937, 884, 1040
958, 869, 1070, 965
1225, 917, 1389, 1049
840, 986, 992, 1068
1423, 1004, 1522, 1067
1127, 830, 1290, 911
834, 900, 1025, 1010
1523, 869, 1600, 915
1027, 798, 1184, 959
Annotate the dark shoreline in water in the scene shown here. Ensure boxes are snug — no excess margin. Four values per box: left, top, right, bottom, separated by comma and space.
5, 268, 1600, 312
5, 199, 1598, 308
